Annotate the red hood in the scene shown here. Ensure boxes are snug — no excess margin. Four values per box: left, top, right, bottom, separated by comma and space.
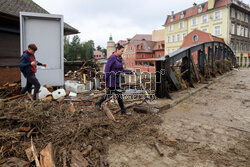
23, 50, 29, 54
23, 50, 33, 56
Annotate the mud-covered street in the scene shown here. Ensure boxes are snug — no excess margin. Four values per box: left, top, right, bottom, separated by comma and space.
108, 69, 250, 167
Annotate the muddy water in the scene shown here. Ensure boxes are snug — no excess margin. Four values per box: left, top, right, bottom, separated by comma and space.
107, 69, 250, 167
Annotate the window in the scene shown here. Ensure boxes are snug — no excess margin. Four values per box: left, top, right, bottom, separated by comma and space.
135, 61, 137, 65
169, 25, 173, 31
193, 35, 198, 42
158, 53, 161, 57
237, 25, 240, 36
241, 13, 245, 21
241, 27, 244, 36
142, 54, 145, 58
152, 54, 154, 58
202, 29, 208, 32
180, 12, 185, 19
158, 45, 161, 49
215, 11, 221, 20
179, 21, 184, 29
172, 35, 175, 42
245, 15, 248, 23
202, 15, 208, 23
198, 5, 202, 13
167, 36, 171, 43
231, 24, 235, 34
192, 17, 197, 25
182, 33, 186, 40
237, 11, 241, 20
230, 42, 234, 50
231, 8, 235, 18
214, 26, 221, 35
141, 45, 143, 49
170, 15, 174, 22
245, 28, 248, 38
177, 34, 180, 42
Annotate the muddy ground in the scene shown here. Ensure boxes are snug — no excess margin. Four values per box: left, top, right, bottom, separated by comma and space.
107, 68, 250, 167
0, 69, 249, 167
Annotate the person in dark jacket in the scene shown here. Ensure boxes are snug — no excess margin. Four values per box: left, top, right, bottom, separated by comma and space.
20, 44, 46, 100
96, 43, 132, 115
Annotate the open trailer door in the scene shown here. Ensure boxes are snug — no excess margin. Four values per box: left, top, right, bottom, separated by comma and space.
20, 12, 64, 87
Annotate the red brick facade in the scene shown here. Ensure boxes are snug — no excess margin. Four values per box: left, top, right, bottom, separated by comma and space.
123, 40, 165, 72
0, 67, 20, 85
181, 29, 225, 64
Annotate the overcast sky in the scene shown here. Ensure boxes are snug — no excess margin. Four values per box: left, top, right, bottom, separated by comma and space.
33, 0, 210, 48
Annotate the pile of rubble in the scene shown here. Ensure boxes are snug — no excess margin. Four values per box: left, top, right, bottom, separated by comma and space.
0, 59, 160, 166
0, 85, 158, 166
0, 82, 21, 98
65, 60, 102, 90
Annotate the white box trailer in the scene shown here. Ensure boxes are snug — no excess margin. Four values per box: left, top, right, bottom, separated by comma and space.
20, 12, 64, 87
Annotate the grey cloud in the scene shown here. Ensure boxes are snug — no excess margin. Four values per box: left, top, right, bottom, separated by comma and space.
33, 0, 207, 47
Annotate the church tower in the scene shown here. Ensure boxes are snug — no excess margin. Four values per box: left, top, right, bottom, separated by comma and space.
107, 34, 115, 59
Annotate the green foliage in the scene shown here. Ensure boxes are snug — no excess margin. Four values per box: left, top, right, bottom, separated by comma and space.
95, 45, 107, 58
101, 48, 107, 58
64, 35, 97, 61
96, 45, 102, 51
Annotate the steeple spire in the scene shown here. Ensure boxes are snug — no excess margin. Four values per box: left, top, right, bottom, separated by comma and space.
109, 34, 113, 41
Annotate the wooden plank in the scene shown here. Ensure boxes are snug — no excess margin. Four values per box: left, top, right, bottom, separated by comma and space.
44, 84, 54, 92
113, 101, 144, 114
102, 104, 116, 121
82, 145, 92, 157
26, 92, 34, 101
154, 142, 164, 157
31, 137, 41, 167
169, 68, 181, 90
1, 157, 30, 167
189, 55, 199, 82
3, 94, 26, 102
69, 103, 76, 113
70, 150, 89, 167
25, 147, 34, 162
40, 142, 56, 167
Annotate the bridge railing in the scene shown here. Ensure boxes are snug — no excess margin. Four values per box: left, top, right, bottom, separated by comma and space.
155, 41, 236, 98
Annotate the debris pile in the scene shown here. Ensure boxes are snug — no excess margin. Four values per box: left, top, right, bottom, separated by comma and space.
65, 60, 101, 84
0, 86, 159, 166
0, 82, 21, 98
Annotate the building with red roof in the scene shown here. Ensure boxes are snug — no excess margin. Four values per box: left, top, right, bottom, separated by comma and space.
122, 34, 165, 72
181, 29, 225, 64
164, 0, 249, 66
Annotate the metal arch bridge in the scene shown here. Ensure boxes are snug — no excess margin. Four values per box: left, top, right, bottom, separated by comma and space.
155, 41, 236, 98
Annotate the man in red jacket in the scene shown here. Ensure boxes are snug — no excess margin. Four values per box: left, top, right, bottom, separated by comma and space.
20, 44, 46, 100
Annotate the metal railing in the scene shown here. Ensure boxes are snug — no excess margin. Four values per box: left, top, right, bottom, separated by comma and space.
155, 41, 236, 98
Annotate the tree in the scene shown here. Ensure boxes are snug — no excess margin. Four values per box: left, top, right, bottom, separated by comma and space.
64, 36, 70, 60
101, 48, 107, 58
64, 35, 95, 61
96, 45, 102, 51
70, 35, 81, 60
